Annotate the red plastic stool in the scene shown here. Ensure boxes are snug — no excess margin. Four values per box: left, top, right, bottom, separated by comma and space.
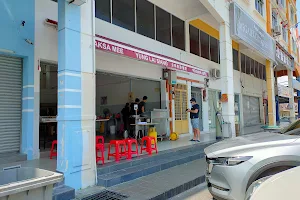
108, 140, 127, 162
96, 136, 105, 165
140, 136, 158, 155
50, 140, 57, 159
122, 138, 139, 159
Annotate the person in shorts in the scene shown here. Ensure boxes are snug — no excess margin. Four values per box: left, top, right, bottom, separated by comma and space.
187, 98, 200, 142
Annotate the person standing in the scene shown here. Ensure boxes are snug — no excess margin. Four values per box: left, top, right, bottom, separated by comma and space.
138, 96, 148, 116
187, 98, 200, 142
121, 103, 130, 131
130, 98, 140, 115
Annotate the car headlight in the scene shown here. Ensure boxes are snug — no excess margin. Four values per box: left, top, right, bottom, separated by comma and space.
216, 156, 253, 166
245, 176, 271, 200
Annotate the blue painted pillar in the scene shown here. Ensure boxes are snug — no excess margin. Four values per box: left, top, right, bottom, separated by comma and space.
297, 77, 300, 118
57, 0, 96, 190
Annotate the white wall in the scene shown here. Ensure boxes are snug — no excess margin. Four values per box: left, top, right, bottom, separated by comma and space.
35, 0, 58, 63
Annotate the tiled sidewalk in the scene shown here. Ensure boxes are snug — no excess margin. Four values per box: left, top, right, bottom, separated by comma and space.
108, 159, 206, 200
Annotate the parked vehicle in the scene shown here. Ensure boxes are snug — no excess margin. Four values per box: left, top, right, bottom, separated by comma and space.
205, 120, 300, 200
246, 166, 300, 200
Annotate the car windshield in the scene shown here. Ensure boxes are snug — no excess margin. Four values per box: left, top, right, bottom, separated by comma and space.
280, 119, 300, 135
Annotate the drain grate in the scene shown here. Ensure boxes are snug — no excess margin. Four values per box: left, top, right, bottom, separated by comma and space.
82, 190, 129, 200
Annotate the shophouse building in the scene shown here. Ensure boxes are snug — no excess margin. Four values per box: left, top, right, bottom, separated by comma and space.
0, 0, 299, 191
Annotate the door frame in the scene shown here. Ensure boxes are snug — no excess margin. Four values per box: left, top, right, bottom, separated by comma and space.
174, 84, 189, 134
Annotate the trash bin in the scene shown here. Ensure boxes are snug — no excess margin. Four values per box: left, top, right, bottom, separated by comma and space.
0, 167, 63, 200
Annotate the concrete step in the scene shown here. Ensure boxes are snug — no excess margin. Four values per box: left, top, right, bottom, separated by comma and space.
97, 141, 212, 175
97, 142, 211, 187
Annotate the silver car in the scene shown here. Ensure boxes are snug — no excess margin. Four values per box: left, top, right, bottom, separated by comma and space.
205, 123, 300, 200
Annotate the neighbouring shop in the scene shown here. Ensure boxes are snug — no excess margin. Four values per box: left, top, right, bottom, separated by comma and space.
0, 55, 22, 154
39, 62, 58, 151
242, 95, 260, 128
230, 2, 276, 134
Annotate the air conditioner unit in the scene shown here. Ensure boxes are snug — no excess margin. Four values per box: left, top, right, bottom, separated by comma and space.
210, 69, 221, 79
272, 25, 281, 36
66, 0, 86, 6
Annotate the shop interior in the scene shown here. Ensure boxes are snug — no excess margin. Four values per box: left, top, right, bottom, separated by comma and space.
95, 72, 164, 142
39, 66, 166, 150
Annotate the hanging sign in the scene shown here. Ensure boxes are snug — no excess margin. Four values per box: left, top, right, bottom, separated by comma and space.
275, 43, 294, 70
95, 35, 209, 77
230, 2, 276, 63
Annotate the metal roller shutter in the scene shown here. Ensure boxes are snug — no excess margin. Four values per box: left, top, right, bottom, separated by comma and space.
243, 95, 260, 127
0, 55, 22, 153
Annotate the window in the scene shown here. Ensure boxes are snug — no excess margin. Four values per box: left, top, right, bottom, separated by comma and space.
246, 56, 251, 74
95, 0, 111, 22
241, 54, 246, 73
263, 65, 266, 81
272, 11, 278, 28
112, 0, 135, 31
278, 0, 285, 7
233, 49, 239, 71
282, 26, 288, 42
260, 63, 264, 80
210, 37, 219, 63
255, 0, 264, 16
255, 61, 260, 78
290, 7, 295, 24
190, 25, 200, 56
292, 38, 297, 52
156, 7, 171, 45
136, 0, 155, 39
172, 15, 185, 50
200, 31, 209, 60
250, 59, 254, 76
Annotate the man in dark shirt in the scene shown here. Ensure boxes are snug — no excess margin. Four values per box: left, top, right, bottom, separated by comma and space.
130, 98, 140, 115
138, 96, 147, 115
187, 98, 200, 142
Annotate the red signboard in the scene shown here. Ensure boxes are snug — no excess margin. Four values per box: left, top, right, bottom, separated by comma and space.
95, 36, 209, 77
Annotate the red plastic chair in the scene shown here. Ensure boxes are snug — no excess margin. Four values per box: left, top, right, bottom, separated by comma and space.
96, 136, 105, 165
108, 140, 127, 162
122, 138, 139, 159
141, 136, 158, 155
49, 140, 57, 159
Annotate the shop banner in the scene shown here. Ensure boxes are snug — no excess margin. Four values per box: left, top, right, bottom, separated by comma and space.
276, 43, 294, 71
95, 36, 209, 77
230, 2, 276, 63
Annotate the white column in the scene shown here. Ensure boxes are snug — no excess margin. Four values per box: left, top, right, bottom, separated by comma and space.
288, 69, 295, 122
219, 22, 235, 137
185, 20, 190, 53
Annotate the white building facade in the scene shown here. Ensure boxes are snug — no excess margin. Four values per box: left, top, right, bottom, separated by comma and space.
1, 0, 298, 190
